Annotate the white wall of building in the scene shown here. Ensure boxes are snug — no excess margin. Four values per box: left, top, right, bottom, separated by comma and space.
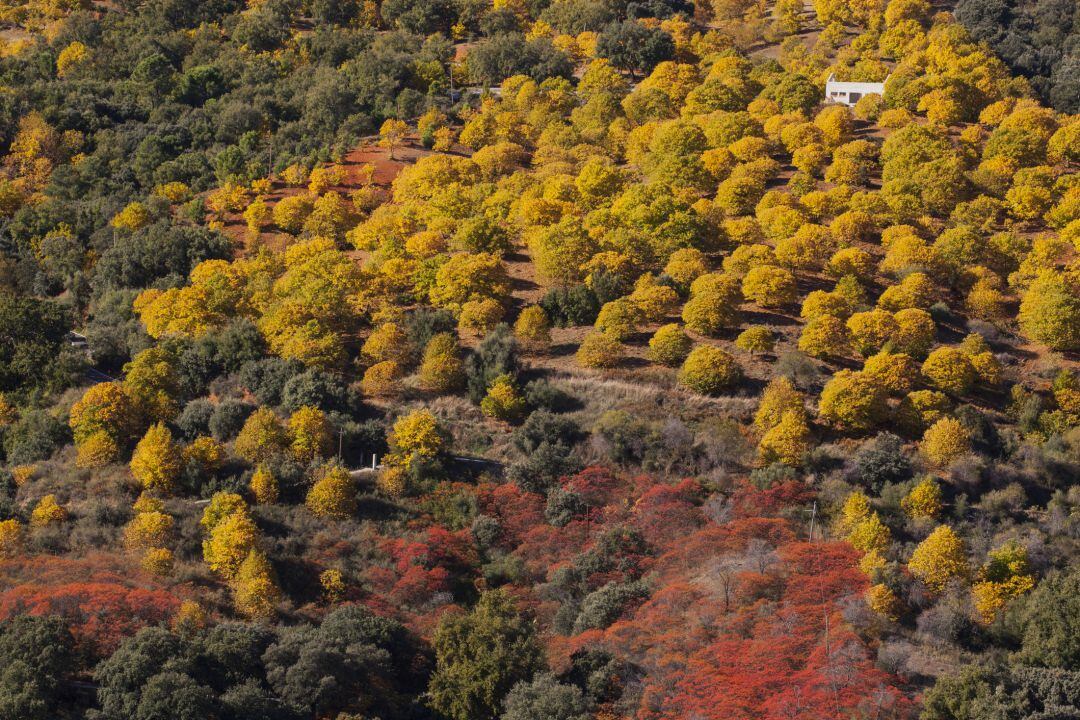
824, 74, 888, 107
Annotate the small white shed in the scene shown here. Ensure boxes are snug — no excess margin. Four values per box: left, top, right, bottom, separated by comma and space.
824, 74, 888, 107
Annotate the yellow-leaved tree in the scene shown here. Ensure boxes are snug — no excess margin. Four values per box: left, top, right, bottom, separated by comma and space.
922, 347, 977, 396
0, 520, 25, 558
754, 377, 805, 432
648, 324, 692, 367
514, 306, 552, 350
69, 382, 140, 467
735, 326, 775, 355
56, 41, 90, 78
379, 119, 409, 160
577, 331, 623, 369
249, 464, 279, 504
848, 512, 891, 555
201, 494, 258, 579
908, 525, 969, 593
130, 423, 182, 494
921, 417, 971, 467
798, 315, 850, 358
679, 346, 742, 395
306, 465, 357, 519
124, 504, 174, 550
836, 491, 872, 535
123, 347, 180, 423
757, 410, 811, 466
480, 375, 527, 422
387, 409, 445, 468
141, 548, 175, 576
867, 583, 903, 621
971, 541, 1035, 624
419, 333, 465, 392
234, 408, 289, 464
901, 477, 943, 520
288, 406, 333, 462
320, 568, 346, 604
1018, 269, 1080, 351
817, 370, 887, 433
232, 548, 281, 619
29, 495, 67, 527
183, 436, 226, 476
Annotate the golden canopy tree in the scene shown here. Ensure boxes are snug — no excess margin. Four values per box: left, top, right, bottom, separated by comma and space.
798, 315, 850, 358
123, 347, 180, 423
56, 41, 90, 78
249, 464, 279, 504
754, 376, 806, 432
134, 258, 257, 340
362, 322, 413, 367
513, 306, 551, 350
272, 194, 315, 233
129, 423, 182, 494
234, 407, 290, 464
308, 165, 345, 195
141, 548, 175, 577
836, 490, 872, 535
679, 346, 743, 395
893, 308, 937, 358
387, 409, 445, 468
200, 492, 247, 534
458, 299, 505, 337
741, 265, 798, 307
577, 331, 624, 368
908, 525, 969, 593
901, 477, 944, 520
429, 252, 511, 313
202, 501, 258, 579
818, 370, 888, 433
682, 272, 741, 335
648, 324, 692, 366
527, 218, 598, 287
419, 333, 466, 392
922, 347, 978, 396
862, 352, 920, 396
306, 465, 358, 519
124, 503, 174, 550
758, 410, 811, 466
232, 548, 281, 619
379, 119, 409, 160
1018, 268, 1080, 351
259, 238, 365, 368
595, 298, 643, 341
0, 520, 25, 558
288, 406, 333, 463
111, 202, 150, 232
921, 416, 971, 466
183, 436, 225, 476
69, 381, 140, 465
972, 541, 1035, 624
480, 375, 527, 422
30, 495, 66, 527
848, 512, 892, 555
846, 310, 899, 358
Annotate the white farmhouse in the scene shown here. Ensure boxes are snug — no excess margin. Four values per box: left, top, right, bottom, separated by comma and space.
824, 74, 889, 107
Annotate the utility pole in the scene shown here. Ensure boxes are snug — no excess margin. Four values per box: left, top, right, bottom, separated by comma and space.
808, 501, 817, 542
337, 429, 343, 461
